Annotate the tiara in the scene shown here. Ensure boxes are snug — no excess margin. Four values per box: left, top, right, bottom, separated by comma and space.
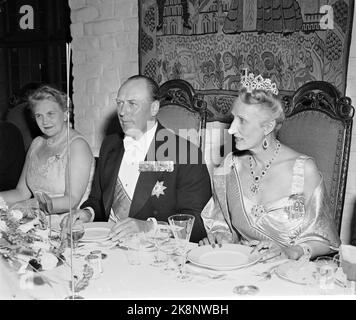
240, 72, 279, 95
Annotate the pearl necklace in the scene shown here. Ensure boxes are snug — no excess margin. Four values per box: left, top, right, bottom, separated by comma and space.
249, 140, 281, 194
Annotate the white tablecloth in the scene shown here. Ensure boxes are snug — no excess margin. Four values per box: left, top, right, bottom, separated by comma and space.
1, 242, 354, 300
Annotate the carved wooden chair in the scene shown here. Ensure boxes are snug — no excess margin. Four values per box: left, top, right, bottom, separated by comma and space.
278, 81, 354, 234
157, 79, 207, 154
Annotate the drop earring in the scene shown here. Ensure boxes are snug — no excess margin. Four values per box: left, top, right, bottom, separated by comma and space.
262, 136, 269, 150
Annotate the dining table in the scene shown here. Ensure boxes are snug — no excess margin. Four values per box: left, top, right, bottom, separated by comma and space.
0, 230, 354, 300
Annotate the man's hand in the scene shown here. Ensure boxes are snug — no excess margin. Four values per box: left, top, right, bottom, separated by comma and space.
109, 218, 153, 242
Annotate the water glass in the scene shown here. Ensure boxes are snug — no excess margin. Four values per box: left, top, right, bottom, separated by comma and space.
314, 256, 338, 291
124, 233, 142, 266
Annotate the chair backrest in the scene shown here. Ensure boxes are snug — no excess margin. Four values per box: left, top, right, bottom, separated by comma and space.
157, 79, 207, 153
278, 81, 354, 234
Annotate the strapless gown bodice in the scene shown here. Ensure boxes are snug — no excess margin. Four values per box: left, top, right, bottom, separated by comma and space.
26, 133, 94, 227
230, 155, 310, 246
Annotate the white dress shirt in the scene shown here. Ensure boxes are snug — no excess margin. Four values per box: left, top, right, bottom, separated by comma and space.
118, 122, 157, 199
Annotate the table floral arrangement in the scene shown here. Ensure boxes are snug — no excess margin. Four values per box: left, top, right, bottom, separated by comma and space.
0, 197, 66, 269
0, 197, 93, 294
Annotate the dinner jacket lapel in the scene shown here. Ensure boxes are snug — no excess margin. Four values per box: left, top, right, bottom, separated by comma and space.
102, 139, 124, 216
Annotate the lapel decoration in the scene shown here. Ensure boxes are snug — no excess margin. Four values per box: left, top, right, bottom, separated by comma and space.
139, 161, 174, 172
151, 181, 167, 199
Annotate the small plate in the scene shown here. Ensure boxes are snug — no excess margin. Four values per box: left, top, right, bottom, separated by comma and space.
275, 261, 318, 285
187, 244, 259, 271
81, 222, 111, 242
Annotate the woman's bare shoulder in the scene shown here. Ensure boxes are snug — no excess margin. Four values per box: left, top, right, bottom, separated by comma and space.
69, 130, 93, 156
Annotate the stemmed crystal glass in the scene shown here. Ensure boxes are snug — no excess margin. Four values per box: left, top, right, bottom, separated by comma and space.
168, 214, 195, 281
150, 221, 173, 267
64, 220, 85, 300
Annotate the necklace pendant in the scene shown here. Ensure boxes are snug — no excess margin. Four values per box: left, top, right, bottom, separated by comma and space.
250, 183, 260, 194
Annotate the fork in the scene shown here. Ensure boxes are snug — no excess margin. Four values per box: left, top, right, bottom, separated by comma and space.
254, 261, 287, 281
254, 266, 278, 281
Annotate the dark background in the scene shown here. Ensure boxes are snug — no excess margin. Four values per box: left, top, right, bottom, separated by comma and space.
0, 0, 71, 119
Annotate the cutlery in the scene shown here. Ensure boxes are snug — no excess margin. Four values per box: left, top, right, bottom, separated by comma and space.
112, 244, 129, 251
259, 253, 282, 263
245, 252, 282, 270
254, 261, 288, 280
186, 269, 226, 280
254, 265, 278, 281
334, 278, 348, 288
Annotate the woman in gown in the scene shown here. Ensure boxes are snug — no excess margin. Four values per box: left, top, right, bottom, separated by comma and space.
0, 85, 94, 227
200, 73, 340, 260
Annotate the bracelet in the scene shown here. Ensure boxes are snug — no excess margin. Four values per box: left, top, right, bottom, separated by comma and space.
147, 217, 158, 234
299, 243, 312, 258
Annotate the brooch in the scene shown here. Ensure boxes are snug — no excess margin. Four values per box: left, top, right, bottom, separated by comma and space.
151, 181, 167, 199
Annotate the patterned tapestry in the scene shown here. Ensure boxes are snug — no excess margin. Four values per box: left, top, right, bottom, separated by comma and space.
139, 0, 354, 122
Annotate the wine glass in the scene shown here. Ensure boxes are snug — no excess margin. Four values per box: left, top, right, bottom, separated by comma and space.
168, 214, 195, 281
150, 221, 173, 267
67, 220, 85, 257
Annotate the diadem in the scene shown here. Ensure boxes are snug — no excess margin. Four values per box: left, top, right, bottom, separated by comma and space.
240, 73, 279, 95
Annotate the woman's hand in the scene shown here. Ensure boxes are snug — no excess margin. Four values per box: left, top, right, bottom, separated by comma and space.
198, 232, 227, 247
283, 245, 305, 260
252, 240, 305, 261
60, 209, 91, 236
34, 192, 53, 215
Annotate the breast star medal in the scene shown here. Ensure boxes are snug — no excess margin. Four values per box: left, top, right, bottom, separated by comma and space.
151, 181, 167, 199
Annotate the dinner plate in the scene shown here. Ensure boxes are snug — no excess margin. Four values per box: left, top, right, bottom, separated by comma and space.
275, 261, 318, 285
81, 222, 111, 242
187, 244, 260, 271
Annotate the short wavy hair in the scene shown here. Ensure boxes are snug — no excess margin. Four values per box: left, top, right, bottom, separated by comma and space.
237, 87, 285, 133
28, 85, 72, 114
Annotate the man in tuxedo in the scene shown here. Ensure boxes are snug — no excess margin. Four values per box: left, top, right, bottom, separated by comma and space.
67, 75, 211, 243
0, 121, 25, 191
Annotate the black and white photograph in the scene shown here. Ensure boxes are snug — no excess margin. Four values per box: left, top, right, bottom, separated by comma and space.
0, 0, 356, 305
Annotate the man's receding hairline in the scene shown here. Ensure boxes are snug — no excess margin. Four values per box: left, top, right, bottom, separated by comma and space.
119, 78, 153, 100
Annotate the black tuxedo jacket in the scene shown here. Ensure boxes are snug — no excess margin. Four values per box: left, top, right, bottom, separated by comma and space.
81, 122, 211, 242
0, 121, 25, 191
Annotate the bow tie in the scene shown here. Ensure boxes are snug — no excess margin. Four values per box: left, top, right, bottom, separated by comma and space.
123, 136, 142, 152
